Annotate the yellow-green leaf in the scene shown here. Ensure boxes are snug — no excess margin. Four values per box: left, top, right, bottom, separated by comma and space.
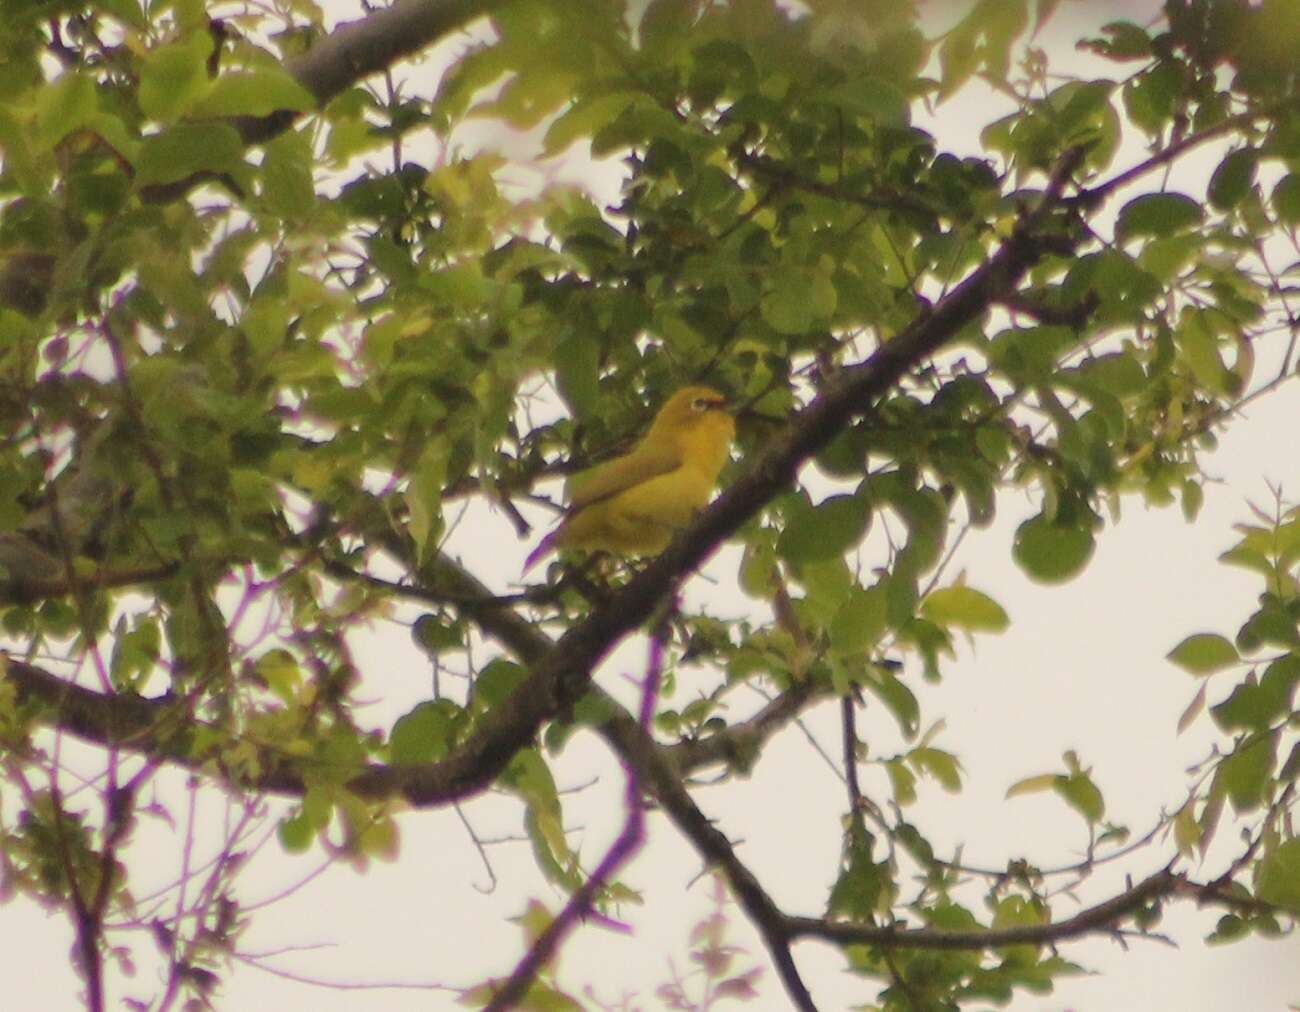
1167, 633, 1238, 676
920, 585, 1009, 633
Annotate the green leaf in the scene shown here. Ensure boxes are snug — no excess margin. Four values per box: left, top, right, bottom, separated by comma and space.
920, 585, 1009, 633
1167, 633, 1239, 676
884, 568, 919, 631
1211, 657, 1300, 731
405, 439, 448, 565
1176, 307, 1235, 396
472, 659, 527, 715
901, 617, 952, 681
1221, 732, 1277, 813
777, 491, 871, 563
827, 831, 884, 920
139, 32, 214, 121
503, 748, 560, 811
1236, 596, 1300, 652
760, 267, 836, 334
543, 92, 637, 157
508, 749, 581, 891
255, 648, 301, 704
191, 69, 316, 118
824, 75, 910, 126
544, 691, 620, 753
870, 475, 946, 574
1052, 78, 1119, 154
799, 556, 854, 621
109, 617, 161, 691
1138, 234, 1200, 281
277, 810, 314, 852
261, 131, 316, 220
35, 72, 99, 146
1256, 839, 1300, 912
1272, 174, 1300, 226
1083, 20, 1152, 60
135, 123, 244, 187
1068, 351, 1147, 398
864, 668, 920, 739
1008, 766, 1104, 823
887, 758, 917, 805
99, 0, 148, 28
554, 332, 601, 418
390, 700, 462, 764
1006, 773, 1058, 798
938, 17, 979, 100
988, 324, 1074, 380
1173, 801, 1201, 856
473, 68, 579, 131
991, 895, 1045, 931
413, 614, 464, 656
419, 262, 491, 310
639, 0, 694, 51
830, 584, 888, 657
1056, 771, 1105, 823
1206, 913, 1250, 945
1178, 681, 1208, 734
1281, 741, 1300, 782
909, 747, 962, 792
1122, 62, 1182, 135
1115, 192, 1204, 242
1208, 148, 1258, 211
1181, 479, 1204, 522
1200, 776, 1227, 856
1012, 514, 1094, 583
739, 541, 779, 598
1063, 249, 1161, 324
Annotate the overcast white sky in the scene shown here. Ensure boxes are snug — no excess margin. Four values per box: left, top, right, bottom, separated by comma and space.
7, 2, 1300, 1010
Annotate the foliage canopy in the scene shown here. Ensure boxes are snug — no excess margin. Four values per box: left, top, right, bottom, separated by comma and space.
2, 0, 1300, 1008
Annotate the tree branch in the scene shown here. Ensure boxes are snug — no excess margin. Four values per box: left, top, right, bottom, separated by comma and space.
786, 864, 1180, 950
484, 611, 671, 1011
659, 680, 822, 774
246, 0, 499, 139
0, 552, 824, 803
603, 683, 821, 1012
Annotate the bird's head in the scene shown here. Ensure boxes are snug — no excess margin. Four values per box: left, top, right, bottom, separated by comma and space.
648, 385, 735, 455
652, 385, 728, 430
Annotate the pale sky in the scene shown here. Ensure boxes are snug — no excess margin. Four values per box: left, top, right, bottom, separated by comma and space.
7, 2, 1300, 1010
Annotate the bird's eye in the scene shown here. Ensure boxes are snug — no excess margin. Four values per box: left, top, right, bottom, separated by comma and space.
692, 397, 709, 411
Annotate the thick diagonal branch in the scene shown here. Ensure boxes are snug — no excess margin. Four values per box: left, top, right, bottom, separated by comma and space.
244, 0, 497, 139
1, 550, 819, 800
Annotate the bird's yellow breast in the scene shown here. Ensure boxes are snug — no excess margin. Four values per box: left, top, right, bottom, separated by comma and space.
556, 463, 720, 555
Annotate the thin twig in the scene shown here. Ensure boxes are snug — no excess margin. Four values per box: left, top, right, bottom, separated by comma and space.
482, 602, 674, 1011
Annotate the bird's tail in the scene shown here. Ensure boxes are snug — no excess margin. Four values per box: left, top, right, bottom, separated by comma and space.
522, 530, 558, 574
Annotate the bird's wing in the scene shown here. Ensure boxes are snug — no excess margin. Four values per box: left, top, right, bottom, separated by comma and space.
522, 443, 682, 574
566, 440, 683, 511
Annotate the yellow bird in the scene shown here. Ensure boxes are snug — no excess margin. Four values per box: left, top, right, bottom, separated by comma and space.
524, 385, 735, 571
